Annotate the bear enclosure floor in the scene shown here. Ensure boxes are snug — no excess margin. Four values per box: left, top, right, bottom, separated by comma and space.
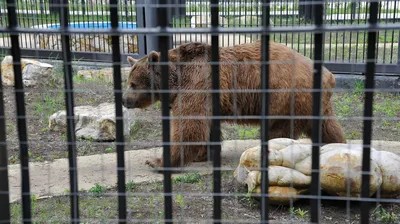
8, 163, 400, 224
2, 69, 400, 223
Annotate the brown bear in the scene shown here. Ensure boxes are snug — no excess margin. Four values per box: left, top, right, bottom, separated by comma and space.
122, 40, 346, 168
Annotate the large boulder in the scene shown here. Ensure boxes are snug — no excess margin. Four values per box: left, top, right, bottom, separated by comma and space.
49, 103, 136, 141
234, 138, 400, 205
1, 56, 56, 87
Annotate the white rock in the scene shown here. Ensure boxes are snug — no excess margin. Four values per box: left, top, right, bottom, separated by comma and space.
319, 147, 382, 197
1, 56, 55, 87
234, 138, 400, 205
48, 103, 136, 141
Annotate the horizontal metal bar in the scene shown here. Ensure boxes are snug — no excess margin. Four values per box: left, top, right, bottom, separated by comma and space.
1, 23, 400, 35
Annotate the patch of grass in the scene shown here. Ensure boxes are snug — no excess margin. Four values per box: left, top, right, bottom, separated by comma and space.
88, 184, 106, 197
372, 205, 398, 223
374, 97, 400, 118
126, 181, 136, 191
153, 101, 162, 110
237, 125, 260, 140
174, 194, 185, 208
353, 79, 365, 96
130, 120, 141, 137
173, 173, 202, 184
33, 91, 65, 124
104, 147, 113, 153
290, 207, 309, 219
334, 93, 361, 117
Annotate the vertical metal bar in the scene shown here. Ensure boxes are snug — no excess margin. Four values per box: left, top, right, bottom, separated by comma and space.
145, 0, 160, 54
135, 0, 147, 56
310, 0, 324, 222
81, 0, 86, 16
6, 0, 32, 223
391, 1, 398, 64
60, 0, 80, 223
260, 0, 270, 223
0, 58, 11, 224
360, 1, 378, 223
210, 0, 221, 223
110, 0, 127, 223
397, 34, 400, 72
157, 1, 173, 223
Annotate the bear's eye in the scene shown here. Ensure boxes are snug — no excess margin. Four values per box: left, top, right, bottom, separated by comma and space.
130, 83, 137, 88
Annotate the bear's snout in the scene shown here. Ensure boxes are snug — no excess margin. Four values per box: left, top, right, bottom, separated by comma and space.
122, 95, 136, 109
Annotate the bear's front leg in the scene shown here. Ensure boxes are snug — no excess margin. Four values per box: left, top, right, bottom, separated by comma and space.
145, 113, 210, 169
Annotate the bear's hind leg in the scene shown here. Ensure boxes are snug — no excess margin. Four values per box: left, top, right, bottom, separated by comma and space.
193, 147, 208, 162
321, 118, 346, 143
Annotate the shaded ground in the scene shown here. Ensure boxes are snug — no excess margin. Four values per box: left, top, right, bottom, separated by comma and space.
9, 171, 400, 223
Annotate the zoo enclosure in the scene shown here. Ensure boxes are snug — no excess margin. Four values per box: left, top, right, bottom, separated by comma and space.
0, 0, 399, 75
0, 0, 399, 223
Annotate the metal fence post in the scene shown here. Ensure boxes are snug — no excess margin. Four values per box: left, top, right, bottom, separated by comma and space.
172, 0, 186, 19
397, 35, 400, 74
135, 0, 147, 56
299, 0, 314, 21
136, 0, 169, 54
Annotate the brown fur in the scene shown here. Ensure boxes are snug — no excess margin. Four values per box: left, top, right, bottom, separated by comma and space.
122, 40, 346, 168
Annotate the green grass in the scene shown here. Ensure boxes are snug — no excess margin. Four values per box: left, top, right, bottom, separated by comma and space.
104, 147, 113, 153
32, 90, 65, 124
88, 184, 106, 197
372, 205, 399, 223
173, 173, 202, 184
289, 207, 309, 219
237, 125, 260, 140
125, 181, 136, 191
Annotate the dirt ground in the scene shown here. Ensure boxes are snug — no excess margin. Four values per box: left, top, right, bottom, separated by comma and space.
9, 171, 400, 223
2, 63, 400, 223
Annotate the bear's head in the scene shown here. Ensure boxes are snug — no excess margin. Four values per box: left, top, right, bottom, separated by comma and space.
122, 51, 163, 109
122, 42, 212, 109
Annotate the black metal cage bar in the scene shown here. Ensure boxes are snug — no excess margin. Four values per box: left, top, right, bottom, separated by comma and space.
0, 50, 11, 224
59, 0, 80, 223
361, 1, 379, 223
110, 0, 127, 223
157, 1, 173, 223
6, 0, 32, 223
210, 0, 222, 223
310, 0, 325, 222
260, 0, 271, 223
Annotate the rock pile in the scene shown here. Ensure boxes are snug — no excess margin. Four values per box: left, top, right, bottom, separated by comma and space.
234, 138, 400, 205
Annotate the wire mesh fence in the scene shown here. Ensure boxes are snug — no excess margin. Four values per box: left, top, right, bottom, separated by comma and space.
0, 0, 400, 223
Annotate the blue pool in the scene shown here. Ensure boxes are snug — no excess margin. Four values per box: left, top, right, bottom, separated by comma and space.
46, 21, 137, 29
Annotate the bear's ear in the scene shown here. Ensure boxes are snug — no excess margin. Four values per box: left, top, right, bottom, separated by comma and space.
148, 51, 160, 63
127, 56, 138, 66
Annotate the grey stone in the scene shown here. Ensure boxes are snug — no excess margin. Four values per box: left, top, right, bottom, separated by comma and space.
49, 102, 136, 141
1, 55, 56, 87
